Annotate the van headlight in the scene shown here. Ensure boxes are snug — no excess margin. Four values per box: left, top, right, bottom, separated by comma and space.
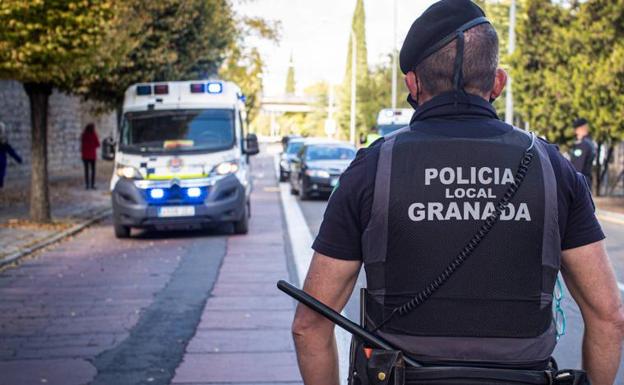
212, 161, 240, 176
116, 165, 142, 179
305, 169, 330, 179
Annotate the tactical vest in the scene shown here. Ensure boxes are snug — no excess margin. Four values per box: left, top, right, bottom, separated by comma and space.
361, 125, 560, 368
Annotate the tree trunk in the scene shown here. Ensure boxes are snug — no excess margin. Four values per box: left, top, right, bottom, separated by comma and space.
23, 82, 53, 223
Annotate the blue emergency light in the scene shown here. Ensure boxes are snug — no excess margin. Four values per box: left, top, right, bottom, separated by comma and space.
149, 188, 165, 199
207, 82, 223, 94
186, 187, 202, 198
136, 85, 152, 96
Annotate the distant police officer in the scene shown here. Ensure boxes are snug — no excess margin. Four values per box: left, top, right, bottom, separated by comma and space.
292, 1, 624, 385
569, 118, 596, 186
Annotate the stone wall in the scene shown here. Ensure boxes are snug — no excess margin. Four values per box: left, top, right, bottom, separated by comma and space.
0, 80, 116, 185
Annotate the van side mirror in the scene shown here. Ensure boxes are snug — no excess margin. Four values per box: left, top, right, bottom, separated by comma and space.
102, 136, 115, 161
244, 133, 259, 156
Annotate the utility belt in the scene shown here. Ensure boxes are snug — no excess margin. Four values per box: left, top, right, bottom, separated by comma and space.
348, 338, 589, 385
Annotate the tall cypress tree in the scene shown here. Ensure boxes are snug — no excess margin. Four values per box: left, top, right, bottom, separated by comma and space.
338, 0, 370, 138
285, 53, 296, 95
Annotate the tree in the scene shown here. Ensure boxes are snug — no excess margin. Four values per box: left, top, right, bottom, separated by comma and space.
511, 0, 575, 142
338, 0, 370, 139
0, 0, 121, 222
81, 0, 237, 113
511, 0, 624, 194
219, 16, 280, 126
285, 53, 296, 95
568, 0, 624, 193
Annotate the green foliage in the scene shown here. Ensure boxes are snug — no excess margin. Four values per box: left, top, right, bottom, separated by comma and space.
81, 0, 236, 109
219, 16, 280, 126
337, 0, 371, 137
285, 53, 296, 94
0, 0, 120, 89
511, 0, 624, 146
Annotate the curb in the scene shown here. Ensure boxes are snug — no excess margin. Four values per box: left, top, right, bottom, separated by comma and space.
596, 208, 624, 225
0, 208, 112, 269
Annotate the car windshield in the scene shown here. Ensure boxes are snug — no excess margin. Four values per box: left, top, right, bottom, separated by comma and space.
377, 124, 405, 136
286, 141, 304, 154
306, 145, 356, 161
120, 109, 235, 153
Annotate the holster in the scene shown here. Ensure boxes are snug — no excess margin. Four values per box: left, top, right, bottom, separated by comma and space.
348, 337, 405, 385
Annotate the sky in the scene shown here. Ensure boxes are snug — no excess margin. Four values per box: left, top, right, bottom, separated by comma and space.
236, 0, 438, 96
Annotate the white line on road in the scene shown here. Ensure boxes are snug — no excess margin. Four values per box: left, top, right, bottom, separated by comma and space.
279, 182, 351, 385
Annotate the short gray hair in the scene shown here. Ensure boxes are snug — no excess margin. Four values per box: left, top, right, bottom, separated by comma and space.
416, 23, 499, 97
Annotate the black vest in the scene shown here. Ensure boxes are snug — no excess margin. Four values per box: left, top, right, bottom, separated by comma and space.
361, 125, 560, 368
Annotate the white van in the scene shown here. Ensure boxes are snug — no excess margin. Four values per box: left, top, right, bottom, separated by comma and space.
106, 80, 259, 238
376, 108, 413, 136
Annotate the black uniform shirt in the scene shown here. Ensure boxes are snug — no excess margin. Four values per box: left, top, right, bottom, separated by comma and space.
569, 137, 595, 179
312, 93, 605, 261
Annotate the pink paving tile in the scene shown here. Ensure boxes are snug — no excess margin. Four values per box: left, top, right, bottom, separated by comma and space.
172, 352, 301, 383
185, 330, 294, 353
198, 309, 293, 330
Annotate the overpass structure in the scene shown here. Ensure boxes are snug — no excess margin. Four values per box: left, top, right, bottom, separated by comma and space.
259, 94, 317, 137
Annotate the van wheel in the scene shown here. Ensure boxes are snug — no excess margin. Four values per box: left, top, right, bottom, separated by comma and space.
233, 204, 249, 235
114, 222, 131, 238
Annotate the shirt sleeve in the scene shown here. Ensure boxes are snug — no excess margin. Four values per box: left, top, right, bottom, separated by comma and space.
311, 145, 378, 261
558, 154, 605, 250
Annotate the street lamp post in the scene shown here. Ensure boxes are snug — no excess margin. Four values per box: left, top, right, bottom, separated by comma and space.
350, 30, 357, 145
505, 0, 516, 125
391, 0, 398, 110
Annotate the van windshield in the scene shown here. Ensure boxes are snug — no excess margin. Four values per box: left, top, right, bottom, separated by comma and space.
120, 109, 235, 153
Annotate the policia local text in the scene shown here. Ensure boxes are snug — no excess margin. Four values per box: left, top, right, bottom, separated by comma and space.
408, 166, 531, 222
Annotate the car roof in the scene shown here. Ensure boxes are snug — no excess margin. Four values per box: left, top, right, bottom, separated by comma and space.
303, 138, 353, 146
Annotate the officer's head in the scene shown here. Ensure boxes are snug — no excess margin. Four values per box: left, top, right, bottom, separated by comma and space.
400, 0, 506, 106
573, 118, 589, 138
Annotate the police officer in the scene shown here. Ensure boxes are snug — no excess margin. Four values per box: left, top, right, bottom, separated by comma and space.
292, 1, 624, 385
569, 118, 596, 186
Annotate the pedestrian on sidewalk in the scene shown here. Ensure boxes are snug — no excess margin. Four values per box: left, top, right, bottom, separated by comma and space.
569, 118, 596, 188
0, 122, 22, 188
80, 123, 100, 190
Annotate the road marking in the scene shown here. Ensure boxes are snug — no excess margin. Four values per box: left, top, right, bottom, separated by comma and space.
279, 183, 351, 384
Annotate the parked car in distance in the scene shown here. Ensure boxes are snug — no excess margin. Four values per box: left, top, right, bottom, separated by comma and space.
281, 134, 301, 152
289, 140, 356, 200
279, 137, 305, 182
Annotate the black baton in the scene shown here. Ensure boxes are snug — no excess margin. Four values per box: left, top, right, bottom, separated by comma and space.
277, 280, 421, 367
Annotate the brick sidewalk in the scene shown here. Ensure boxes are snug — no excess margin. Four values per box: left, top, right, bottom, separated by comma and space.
0, 163, 113, 262
172, 155, 302, 385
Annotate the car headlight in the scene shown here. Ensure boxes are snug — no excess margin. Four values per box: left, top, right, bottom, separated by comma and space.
305, 169, 330, 178
212, 160, 240, 176
116, 165, 142, 179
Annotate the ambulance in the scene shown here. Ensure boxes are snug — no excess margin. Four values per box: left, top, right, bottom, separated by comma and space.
376, 108, 413, 136
361, 108, 413, 147
106, 80, 259, 238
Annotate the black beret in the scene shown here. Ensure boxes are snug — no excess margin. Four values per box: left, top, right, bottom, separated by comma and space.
573, 118, 588, 128
400, 0, 489, 74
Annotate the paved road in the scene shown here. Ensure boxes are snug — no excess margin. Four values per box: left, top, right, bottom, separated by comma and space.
295, 192, 624, 382
0, 150, 301, 385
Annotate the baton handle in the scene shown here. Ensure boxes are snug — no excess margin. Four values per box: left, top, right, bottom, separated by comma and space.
277, 280, 421, 367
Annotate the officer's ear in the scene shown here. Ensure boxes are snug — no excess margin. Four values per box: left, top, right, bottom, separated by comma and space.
405, 71, 420, 100
490, 68, 507, 101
